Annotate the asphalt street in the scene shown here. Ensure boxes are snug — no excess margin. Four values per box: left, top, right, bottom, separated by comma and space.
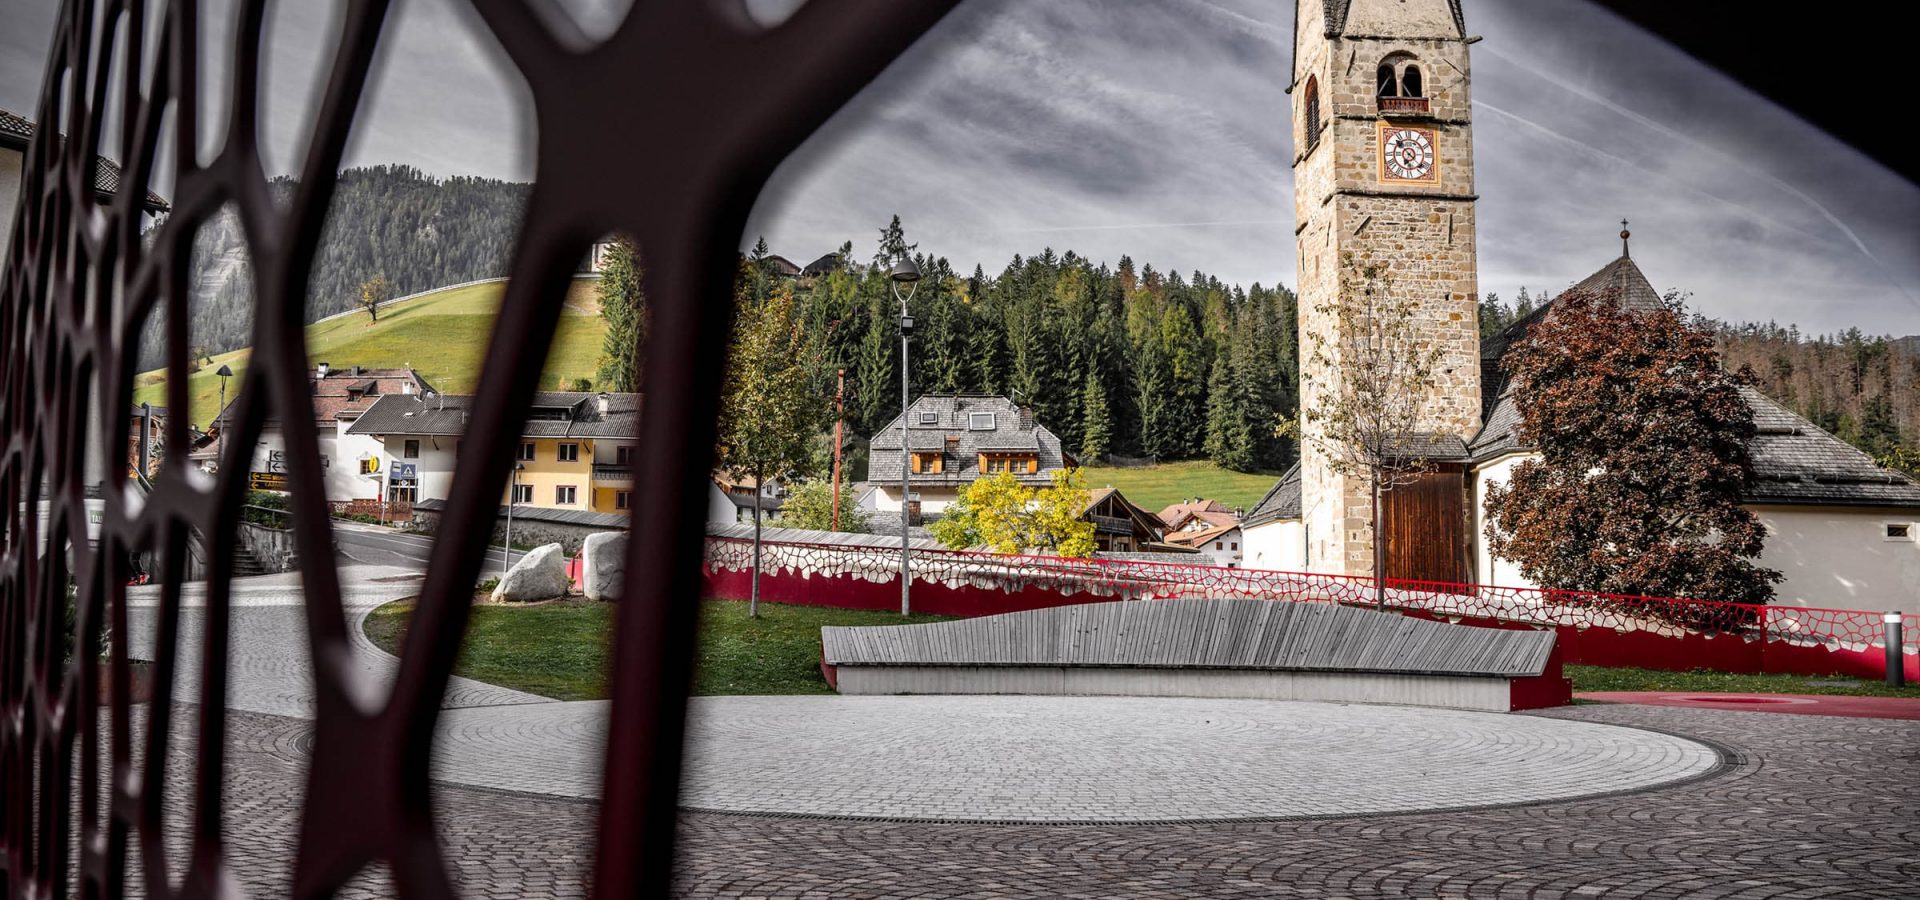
331, 520, 528, 573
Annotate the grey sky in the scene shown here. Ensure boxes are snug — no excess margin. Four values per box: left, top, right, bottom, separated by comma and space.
4, 0, 1915, 334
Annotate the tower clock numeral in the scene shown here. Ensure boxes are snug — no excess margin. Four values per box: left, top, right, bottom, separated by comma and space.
1380, 127, 1436, 181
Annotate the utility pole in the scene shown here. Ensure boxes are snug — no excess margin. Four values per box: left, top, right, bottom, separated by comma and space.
832, 368, 845, 533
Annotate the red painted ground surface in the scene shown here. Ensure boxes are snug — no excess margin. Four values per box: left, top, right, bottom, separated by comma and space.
1577, 691, 1920, 720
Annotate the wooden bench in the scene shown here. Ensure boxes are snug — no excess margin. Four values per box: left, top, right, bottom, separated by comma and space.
821, 598, 1571, 711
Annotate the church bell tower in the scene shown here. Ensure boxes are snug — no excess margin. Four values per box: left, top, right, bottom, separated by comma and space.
1290, 0, 1481, 576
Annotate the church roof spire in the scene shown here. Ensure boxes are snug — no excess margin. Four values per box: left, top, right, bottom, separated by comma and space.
1620, 218, 1631, 258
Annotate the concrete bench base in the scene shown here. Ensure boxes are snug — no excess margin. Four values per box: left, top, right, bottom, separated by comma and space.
833, 665, 1518, 711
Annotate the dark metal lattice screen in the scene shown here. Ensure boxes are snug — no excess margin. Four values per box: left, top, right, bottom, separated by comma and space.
0, 1, 957, 896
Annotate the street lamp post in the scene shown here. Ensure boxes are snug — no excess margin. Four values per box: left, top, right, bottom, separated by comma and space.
215, 364, 233, 469
891, 256, 922, 616
504, 462, 523, 579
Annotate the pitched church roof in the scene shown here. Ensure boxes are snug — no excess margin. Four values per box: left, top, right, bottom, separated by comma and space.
1469, 252, 1920, 509
1244, 463, 1301, 527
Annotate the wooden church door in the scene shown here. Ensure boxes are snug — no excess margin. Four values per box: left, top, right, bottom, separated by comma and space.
1382, 464, 1468, 585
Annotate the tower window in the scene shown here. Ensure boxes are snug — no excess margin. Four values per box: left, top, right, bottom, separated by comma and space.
1303, 76, 1321, 152
1376, 64, 1398, 98
1402, 65, 1423, 98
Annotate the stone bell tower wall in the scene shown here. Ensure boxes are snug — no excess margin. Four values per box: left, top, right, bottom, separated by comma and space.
1291, 0, 1481, 575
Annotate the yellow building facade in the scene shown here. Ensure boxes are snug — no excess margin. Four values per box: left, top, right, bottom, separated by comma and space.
502, 437, 636, 514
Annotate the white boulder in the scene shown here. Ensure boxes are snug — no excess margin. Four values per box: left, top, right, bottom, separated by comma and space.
491, 543, 570, 602
581, 531, 626, 602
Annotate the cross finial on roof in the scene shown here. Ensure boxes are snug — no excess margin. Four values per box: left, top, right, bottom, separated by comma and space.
1620, 218, 1631, 257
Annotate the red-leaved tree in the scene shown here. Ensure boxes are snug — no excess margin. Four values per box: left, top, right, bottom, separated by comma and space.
1482, 289, 1781, 617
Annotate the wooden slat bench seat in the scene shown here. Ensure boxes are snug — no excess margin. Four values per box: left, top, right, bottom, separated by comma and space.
821, 598, 1570, 711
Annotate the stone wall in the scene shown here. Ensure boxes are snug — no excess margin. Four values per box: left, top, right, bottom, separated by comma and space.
236, 522, 298, 573
411, 503, 624, 555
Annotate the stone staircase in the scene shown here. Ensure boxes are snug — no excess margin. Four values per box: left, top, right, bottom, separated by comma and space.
230, 541, 272, 577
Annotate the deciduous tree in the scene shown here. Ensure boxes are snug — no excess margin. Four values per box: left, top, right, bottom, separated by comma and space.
717, 276, 825, 616
930, 470, 1095, 557
1482, 289, 1780, 610
779, 478, 870, 534
358, 273, 392, 323
1287, 254, 1445, 607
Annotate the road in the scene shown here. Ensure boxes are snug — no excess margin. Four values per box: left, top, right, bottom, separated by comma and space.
331, 520, 528, 574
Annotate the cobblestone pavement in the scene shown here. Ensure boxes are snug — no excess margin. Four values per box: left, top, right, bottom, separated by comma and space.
432, 696, 1719, 821
115, 578, 1917, 896
172, 702, 1914, 899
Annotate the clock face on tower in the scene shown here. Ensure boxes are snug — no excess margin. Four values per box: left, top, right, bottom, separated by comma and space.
1378, 124, 1439, 183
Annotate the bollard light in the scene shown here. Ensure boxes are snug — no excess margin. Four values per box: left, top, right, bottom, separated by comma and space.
1886, 612, 1907, 689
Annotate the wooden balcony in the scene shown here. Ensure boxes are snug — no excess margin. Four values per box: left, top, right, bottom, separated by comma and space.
1378, 96, 1431, 117
592, 463, 634, 487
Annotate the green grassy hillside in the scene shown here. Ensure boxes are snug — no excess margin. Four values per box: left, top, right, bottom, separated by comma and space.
135, 278, 606, 426
1079, 460, 1282, 515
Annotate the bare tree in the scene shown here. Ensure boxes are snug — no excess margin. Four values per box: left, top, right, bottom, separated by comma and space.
1286, 254, 1445, 608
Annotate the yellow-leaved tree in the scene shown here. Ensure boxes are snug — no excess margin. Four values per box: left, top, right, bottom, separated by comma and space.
931, 470, 1096, 558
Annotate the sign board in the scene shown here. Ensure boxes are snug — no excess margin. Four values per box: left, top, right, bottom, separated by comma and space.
392, 463, 418, 481
248, 471, 289, 491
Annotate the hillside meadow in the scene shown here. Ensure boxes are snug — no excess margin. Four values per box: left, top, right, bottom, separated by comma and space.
134, 278, 605, 425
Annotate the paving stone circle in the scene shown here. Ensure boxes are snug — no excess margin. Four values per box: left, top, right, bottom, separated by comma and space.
428, 694, 1721, 822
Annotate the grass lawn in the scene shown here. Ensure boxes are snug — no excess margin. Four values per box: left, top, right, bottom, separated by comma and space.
361, 597, 951, 700
1080, 460, 1283, 513
134, 279, 606, 426
1567, 664, 1920, 699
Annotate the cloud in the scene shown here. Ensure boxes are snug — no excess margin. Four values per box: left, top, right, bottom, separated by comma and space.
1, 0, 1913, 333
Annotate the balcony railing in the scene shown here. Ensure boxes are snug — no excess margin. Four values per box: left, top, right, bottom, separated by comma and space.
1378, 95, 1431, 116
592, 463, 635, 486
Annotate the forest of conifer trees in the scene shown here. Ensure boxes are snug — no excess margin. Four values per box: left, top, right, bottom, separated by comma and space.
748, 217, 1300, 473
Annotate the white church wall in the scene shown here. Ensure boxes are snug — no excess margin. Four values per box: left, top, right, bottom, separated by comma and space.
1474, 453, 1920, 614
1751, 505, 1920, 615
1471, 452, 1539, 591
1243, 520, 1306, 572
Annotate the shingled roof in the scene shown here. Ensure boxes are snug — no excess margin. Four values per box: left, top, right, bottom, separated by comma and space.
869, 394, 1070, 487
1743, 387, 1920, 507
1245, 463, 1301, 526
215, 366, 433, 429
1, 107, 171, 212
1469, 253, 1920, 508
347, 391, 641, 439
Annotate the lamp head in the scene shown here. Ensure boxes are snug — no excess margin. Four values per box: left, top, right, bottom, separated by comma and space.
889, 257, 922, 284
216, 364, 233, 377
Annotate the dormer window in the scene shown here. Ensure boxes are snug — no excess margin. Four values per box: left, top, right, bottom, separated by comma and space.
968, 412, 995, 431
916, 410, 938, 425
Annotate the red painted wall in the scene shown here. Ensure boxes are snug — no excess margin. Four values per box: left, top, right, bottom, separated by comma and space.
703, 561, 1917, 682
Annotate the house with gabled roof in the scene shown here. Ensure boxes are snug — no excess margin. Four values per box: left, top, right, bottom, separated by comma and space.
2, 107, 171, 260
199, 363, 434, 511
1078, 487, 1170, 554
348, 389, 640, 515
1243, 249, 1920, 613
867, 394, 1075, 522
